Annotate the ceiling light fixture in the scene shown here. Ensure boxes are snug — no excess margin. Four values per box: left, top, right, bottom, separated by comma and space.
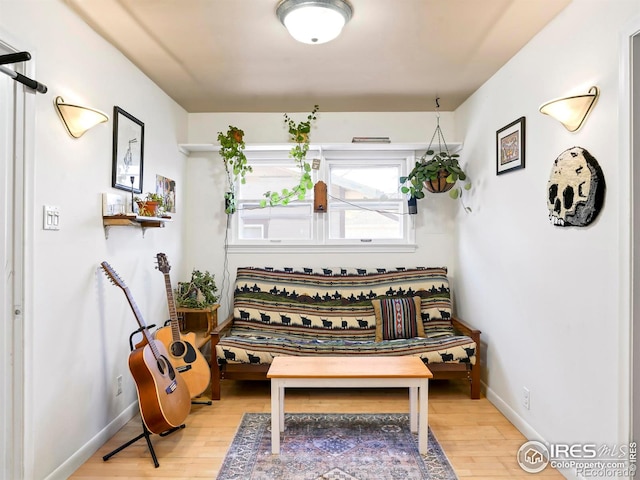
276, 0, 353, 45
539, 86, 599, 132
54, 96, 109, 138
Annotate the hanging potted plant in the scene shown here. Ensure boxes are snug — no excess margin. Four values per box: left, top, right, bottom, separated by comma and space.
217, 126, 252, 214
260, 105, 319, 207
400, 110, 471, 212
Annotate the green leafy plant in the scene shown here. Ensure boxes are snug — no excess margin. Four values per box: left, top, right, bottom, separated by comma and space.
400, 115, 472, 212
217, 126, 252, 214
174, 269, 219, 308
400, 152, 471, 212
260, 105, 319, 207
134, 192, 164, 216
401, 151, 470, 198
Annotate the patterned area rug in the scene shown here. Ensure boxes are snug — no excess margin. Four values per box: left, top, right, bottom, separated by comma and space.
217, 413, 458, 480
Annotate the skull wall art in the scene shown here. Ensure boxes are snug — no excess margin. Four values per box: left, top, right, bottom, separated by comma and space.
547, 147, 605, 227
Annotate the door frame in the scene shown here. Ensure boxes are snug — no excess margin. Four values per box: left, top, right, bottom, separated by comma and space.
0, 30, 33, 480
619, 17, 639, 454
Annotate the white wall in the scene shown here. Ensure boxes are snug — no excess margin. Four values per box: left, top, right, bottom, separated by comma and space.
184, 112, 462, 318
454, 0, 638, 477
0, 1, 188, 479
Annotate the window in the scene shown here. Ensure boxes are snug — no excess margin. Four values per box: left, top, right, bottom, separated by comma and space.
231, 146, 416, 250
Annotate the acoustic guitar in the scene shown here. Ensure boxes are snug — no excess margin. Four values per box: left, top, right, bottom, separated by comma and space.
154, 253, 210, 398
100, 261, 191, 434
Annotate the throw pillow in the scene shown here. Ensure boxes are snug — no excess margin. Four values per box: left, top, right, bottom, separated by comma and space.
372, 296, 425, 342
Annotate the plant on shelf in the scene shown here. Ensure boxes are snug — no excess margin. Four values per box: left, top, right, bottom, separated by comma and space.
400, 110, 471, 212
260, 104, 319, 207
217, 125, 252, 214
135, 192, 164, 217
175, 269, 219, 309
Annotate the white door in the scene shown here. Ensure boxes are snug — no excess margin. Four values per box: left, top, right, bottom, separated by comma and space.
0, 39, 25, 480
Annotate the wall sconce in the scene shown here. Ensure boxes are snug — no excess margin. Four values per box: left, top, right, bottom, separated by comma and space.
54, 96, 109, 138
276, 0, 353, 44
539, 86, 599, 132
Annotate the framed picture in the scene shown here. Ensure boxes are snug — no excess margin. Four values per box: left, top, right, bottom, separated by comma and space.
496, 116, 525, 175
112, 106, 144, 193
156, 174, 176, 213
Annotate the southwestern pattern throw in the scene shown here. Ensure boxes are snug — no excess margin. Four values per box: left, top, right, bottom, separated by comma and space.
215, 267, 476, 367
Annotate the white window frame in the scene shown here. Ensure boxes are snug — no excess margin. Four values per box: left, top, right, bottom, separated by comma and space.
322, 150, 415, 246
228, 144, 421, 253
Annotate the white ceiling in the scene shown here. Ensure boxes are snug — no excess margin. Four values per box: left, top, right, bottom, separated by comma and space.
64, 0, 571, 113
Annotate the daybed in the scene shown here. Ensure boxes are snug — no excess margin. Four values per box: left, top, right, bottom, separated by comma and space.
210, 266, 481, 399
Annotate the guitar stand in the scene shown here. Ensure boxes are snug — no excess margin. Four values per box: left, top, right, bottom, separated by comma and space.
102, 325, 185, 468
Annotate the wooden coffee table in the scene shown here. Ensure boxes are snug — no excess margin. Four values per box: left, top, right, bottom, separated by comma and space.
267, 356, 433, 454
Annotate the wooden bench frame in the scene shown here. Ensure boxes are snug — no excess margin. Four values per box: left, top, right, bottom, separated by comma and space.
209, 315, 481, 400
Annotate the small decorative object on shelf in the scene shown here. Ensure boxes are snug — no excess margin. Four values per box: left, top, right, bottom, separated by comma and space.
351, 136, 391, 143
135, 192, 164, 217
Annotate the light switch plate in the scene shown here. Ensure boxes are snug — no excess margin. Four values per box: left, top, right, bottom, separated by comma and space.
43, 205, 60, 230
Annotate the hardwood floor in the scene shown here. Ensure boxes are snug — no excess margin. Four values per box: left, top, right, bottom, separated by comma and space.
71, 379, 563, 479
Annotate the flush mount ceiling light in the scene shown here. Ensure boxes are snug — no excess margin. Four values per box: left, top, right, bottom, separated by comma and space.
54, 96, 109, 138
539, 86, 600, 132
276, 0, 353, 44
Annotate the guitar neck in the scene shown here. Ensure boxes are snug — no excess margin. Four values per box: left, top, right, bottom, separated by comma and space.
121, 285, 163, 359
162, 273, 181, 341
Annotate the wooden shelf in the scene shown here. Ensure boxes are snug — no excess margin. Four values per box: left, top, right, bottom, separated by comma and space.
178, 142, 462, 154
102, 214, 172, 239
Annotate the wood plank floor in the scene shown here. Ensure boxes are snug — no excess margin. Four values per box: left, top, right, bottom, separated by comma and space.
71, 379, 562, 479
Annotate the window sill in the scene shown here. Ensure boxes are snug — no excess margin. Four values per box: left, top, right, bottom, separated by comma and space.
227, 243, 417, 254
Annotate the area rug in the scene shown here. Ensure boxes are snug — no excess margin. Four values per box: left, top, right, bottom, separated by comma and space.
217, 413, 457, 480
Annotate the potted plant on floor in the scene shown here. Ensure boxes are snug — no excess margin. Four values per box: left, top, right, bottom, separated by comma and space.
217, 125, 252, 214
261, 105, 319, 207
175, 269, 219, 308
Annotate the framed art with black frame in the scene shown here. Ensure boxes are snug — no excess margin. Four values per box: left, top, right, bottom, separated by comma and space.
112, 106, 144, 193
496, 116, 525, 175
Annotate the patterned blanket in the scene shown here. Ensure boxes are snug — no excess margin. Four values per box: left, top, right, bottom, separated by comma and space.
216, 267, 476, 366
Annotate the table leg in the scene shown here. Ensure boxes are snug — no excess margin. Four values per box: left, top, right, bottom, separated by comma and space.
279, 386, 285, 431
271, 379, 280, 454
409, 386, 417, 432
418, 379, 428, 454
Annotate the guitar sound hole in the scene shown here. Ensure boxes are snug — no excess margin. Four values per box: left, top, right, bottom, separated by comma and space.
171, 341, 186, 357
158, 355, 176, 381
156, 358, 166, 375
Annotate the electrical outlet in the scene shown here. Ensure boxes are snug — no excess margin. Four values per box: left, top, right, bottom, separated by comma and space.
116, 375, 123, 396
523, 387, 530, 410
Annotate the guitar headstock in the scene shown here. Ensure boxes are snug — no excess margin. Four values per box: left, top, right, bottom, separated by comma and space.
156, 253, 171, 274
101, 261, 126, 290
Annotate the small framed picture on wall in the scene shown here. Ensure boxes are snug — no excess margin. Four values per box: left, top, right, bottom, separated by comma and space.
112, 106, 145, 193
496, 116, 525, 175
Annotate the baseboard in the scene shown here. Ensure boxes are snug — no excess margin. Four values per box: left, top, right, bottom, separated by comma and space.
44, 401, 139, 480
484, 383, 581, 480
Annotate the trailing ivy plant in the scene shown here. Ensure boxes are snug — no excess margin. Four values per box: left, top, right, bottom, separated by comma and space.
260, 105, 319, 207
217, 126, 252, 214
